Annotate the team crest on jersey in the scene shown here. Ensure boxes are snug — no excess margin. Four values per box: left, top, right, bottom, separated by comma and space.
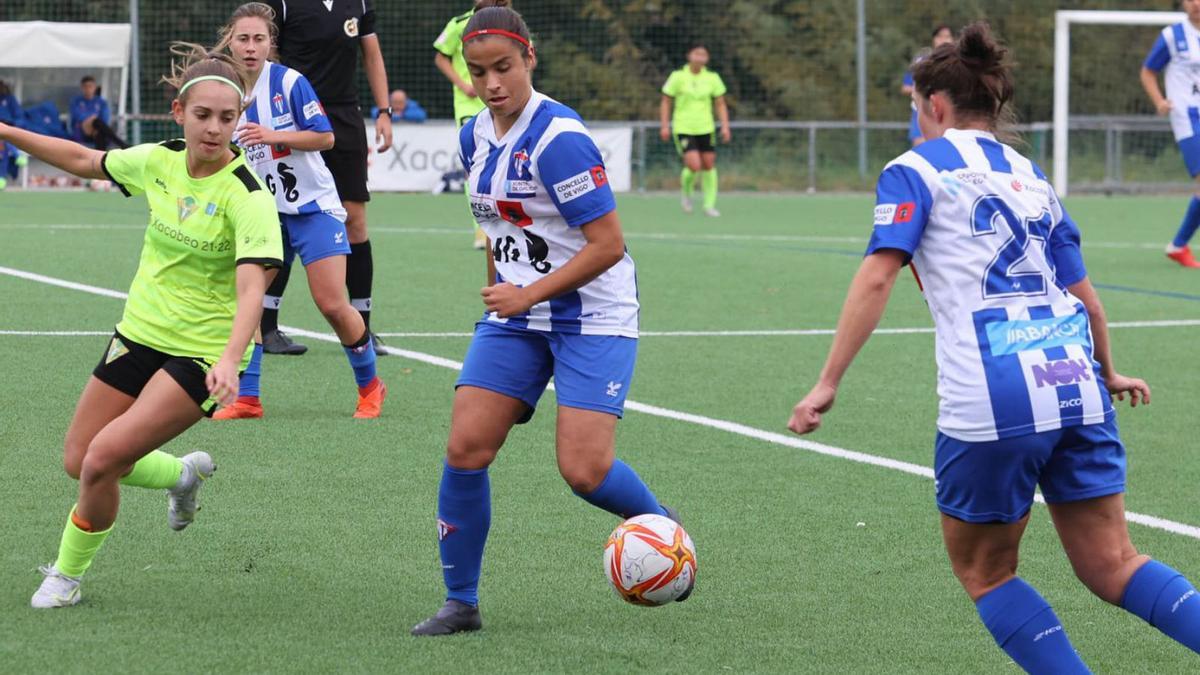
344, 17, 359, 37
272, 92, 286, 115
177, 196, 198, 222
506, 149, 536, 196
105, 336, 129, 365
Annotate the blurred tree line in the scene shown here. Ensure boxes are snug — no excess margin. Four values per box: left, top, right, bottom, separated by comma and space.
0, 0, 1180, 122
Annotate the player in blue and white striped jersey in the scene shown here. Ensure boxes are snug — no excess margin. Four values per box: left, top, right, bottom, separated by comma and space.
213, 3, 384, 420
1141, 0, 1200, 267
410, 6, 682, 637
792, 22, 1200, 673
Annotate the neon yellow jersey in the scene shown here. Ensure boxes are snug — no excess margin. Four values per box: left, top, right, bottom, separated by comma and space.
434, 9, 486, 123
101, 140, 283, 368
661, 66, 728, 135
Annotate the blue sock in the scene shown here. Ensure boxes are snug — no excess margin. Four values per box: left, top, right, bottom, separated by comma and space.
1122, 560, 1200, 653
238, 342, 263, 397
437, 463, 490, 607
574, 459, 667, 519
343, 332, 377, 388
975, 577, 1091, 674
1172, 197, 1200, 248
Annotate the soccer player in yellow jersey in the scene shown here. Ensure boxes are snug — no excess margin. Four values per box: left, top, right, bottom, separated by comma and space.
435, 0, 510, 249
660, 44, 731, 217
0, 45, 283, 608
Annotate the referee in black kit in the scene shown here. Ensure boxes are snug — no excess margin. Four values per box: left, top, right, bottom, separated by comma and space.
262, 0, 393, 354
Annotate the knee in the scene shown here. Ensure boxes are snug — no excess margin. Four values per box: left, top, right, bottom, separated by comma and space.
62, 440, 85, 480
314, 294, 349, 323
702, 159, 716, 171
445, 435, 498, 471
559, 459, 610, 495
950, 557, 1020, 601
79, 442, 127, 484
1072, 548, 1144, 604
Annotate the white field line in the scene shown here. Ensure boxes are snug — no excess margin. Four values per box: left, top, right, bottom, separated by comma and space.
6, 319, 1197, 341
2, 264, 1199, 541
0, 223, 1165, 250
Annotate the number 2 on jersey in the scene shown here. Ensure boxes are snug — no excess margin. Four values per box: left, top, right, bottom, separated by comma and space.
969, 194, 1053, 299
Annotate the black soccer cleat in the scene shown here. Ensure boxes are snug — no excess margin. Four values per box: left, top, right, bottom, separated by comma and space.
262, 329, 308, 355
660, 505, 694, 603
370, 332, 388, 357
411, 599, 483, 636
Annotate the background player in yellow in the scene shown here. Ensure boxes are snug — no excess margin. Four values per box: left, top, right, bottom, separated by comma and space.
660, 44, 731, 217
435, 0, 511, 249
0, 45, 283, 609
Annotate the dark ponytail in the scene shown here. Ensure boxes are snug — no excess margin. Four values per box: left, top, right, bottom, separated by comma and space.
912, 22, 1016, 137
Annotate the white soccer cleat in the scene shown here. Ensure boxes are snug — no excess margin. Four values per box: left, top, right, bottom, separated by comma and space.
168, 451, 215, 531
704, 207, 721, 218
681, 196, 694, 214
31, 564, 81, 608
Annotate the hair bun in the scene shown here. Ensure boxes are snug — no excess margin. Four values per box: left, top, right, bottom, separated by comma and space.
958, 23, 1003, 70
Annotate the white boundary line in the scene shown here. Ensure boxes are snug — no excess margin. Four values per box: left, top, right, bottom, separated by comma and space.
0, 223, 1168, 250
3, 263, 1200, 541
5, 319, 1199, 341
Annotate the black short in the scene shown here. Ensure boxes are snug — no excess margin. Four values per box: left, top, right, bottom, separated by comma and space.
676, 133, 716, 154
92, 332, 218, 417
320, 103, 370, 203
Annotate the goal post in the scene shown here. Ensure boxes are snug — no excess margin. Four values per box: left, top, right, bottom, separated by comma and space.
1054, 10, 1185, 196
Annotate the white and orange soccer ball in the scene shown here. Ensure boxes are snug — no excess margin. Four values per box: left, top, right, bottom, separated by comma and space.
604, 514, 696, 606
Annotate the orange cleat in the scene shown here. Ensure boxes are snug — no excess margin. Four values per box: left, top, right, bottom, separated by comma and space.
1166, 245, 1200, 268
353, 379, 387, 419
212, 396, 263, 420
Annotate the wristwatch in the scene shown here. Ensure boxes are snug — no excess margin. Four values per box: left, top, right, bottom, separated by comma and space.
376, 107, 393, 118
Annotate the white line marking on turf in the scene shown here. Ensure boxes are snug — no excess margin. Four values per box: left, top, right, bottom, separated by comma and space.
4, 263, 1200, 542
0, 223, 1166, 250
0, 330, 111, 336
376, 320, 1200, 339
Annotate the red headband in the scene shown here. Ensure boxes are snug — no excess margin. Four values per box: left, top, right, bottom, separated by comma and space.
463, 28, 532, 53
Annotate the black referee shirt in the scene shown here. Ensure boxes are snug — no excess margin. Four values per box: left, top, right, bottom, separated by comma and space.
266, 0, 377, 106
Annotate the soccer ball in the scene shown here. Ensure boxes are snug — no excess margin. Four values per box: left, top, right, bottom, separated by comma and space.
604, 513, 696, 606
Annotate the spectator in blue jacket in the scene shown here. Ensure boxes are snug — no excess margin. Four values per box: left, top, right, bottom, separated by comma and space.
69, 76, 127, 149
371, 89, 426, 123
0, 80, 19, 124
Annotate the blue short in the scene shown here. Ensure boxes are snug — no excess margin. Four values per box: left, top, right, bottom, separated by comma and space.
908, 108, 922, 143
934, 417, 1126, 524
1180, 135, 1200, 178
281, 211, 350, 266
456, 321, 637, 422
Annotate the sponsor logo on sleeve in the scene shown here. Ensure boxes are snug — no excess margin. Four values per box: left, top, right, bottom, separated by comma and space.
302, 100, 323, 121
894, 202, 915, 223
553, 169, 599, 203
590, 165, 608, 188
874, 204, 897, 225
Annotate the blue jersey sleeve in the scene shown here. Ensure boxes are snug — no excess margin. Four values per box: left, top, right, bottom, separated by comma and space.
1145, 34, 1170, 72
1048, 212, 1088, 287
289, 76, 332, 133
864, 164, 932, 261
536, 131, 616, 227
902, 71, 913, 87
458, 118, 477, 173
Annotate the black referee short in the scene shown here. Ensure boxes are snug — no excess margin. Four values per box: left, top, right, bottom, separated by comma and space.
321, 103, 371, 203
676, 133, 716, 155
93, 332, 219, 417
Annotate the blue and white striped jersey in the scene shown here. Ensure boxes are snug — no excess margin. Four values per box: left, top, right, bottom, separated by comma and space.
1145, 22, 1200, 141
238, 61, 343, 217
461, 90, 639, 337
867, 128, 1112, 442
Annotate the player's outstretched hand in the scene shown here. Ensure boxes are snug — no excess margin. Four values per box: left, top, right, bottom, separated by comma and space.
720, 127, 732, 144
481, 282, 533, 318
1107, 373, 1151, 407
788, 382, 836, 435
659, 127, 671, 142
206, 358, 240, 408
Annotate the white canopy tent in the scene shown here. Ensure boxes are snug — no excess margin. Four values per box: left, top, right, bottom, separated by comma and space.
0, 21, 132, 187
